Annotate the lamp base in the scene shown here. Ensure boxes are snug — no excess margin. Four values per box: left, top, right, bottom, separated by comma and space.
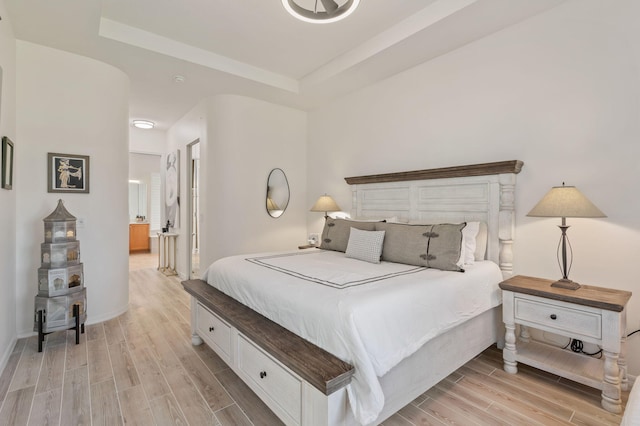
550, 278, 581, 290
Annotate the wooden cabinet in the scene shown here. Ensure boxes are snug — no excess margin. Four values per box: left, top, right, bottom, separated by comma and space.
129, 223, 150, 253
500, 275, 631, 414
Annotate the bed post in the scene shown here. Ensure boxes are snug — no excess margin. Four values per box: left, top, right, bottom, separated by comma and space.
498, 173, 516, 278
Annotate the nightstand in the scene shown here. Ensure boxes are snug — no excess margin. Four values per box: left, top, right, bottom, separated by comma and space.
298, 244, 317, 249
499, 275, 632, 414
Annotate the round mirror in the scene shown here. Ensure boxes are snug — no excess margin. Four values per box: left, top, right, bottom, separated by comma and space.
266, 168, 289, 218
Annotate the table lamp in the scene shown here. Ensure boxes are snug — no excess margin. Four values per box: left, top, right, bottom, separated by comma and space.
310, 194, 341, 219
527, 183, 606, 290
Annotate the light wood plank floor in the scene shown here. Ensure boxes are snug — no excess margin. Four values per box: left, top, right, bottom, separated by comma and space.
0, 253, 629, 425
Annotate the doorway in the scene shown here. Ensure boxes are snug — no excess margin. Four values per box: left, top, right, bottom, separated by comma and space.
128, 152, 162, 256
187, 140, 200, 278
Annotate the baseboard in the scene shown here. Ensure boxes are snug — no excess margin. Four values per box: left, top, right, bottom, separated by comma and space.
0, 335, 18, 377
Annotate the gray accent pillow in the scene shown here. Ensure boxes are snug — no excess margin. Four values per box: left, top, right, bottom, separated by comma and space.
375, 222, 431, 267
319, 218, 377, 252
426, 223, 466, 272
375, 222, 465, 271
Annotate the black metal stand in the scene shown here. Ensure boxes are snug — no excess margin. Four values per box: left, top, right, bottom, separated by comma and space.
37, 304, 85, 353
551, 219, 580, 290
37, 310, 44, 353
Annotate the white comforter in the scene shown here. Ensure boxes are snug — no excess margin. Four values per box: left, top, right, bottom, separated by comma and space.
203, 250, 503, 424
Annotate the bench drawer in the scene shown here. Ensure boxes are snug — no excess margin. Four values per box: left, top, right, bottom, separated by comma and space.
196, 302, 232, 360
238, 334, 302, 424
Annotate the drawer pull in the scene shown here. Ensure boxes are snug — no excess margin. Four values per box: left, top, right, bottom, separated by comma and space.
550, 314, 557, 320
209, 326, 215, 332
260, 371, 267, 379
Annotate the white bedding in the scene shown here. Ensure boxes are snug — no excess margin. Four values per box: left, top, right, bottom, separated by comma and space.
622, 380, 640, 425
203, 249, 503, 424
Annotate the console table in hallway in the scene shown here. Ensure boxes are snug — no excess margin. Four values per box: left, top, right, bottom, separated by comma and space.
157, 232, 178, 276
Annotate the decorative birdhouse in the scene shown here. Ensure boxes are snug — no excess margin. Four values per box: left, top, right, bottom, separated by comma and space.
34, 199, 86, 349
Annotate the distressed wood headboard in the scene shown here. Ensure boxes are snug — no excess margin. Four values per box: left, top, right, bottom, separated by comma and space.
345, 160, 523, 278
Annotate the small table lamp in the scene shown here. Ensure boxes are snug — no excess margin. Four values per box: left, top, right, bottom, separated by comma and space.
310, 194, 341, 219
527, 183, 606, 290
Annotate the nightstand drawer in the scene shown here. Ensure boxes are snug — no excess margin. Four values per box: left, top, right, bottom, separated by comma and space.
514, 297, 602, 340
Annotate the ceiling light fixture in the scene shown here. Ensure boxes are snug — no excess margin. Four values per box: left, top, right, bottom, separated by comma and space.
282, 0, 360, 24
132, 120, 154, 130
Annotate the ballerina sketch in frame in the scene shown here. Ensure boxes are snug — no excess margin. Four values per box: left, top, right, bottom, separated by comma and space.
48, 153, 90, 193
57, 159, 82, 188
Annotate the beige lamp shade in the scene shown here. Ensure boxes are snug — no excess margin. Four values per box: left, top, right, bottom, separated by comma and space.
310, 194, 341, 218
527, 183, 605, 290
527, 185, 606, 218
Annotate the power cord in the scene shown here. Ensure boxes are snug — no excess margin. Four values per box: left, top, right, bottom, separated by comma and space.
569, 339, 602, 358
561, 329, 639, 359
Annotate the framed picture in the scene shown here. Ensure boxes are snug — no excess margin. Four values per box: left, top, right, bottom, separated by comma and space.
165, 150, 179, 228
2, 136, 13, 190
47, 153, 90, 193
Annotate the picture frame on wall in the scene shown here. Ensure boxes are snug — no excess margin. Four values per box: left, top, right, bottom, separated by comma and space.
47, 153, 90, 193
2, 136, 14, 190
165, 150, 179, 228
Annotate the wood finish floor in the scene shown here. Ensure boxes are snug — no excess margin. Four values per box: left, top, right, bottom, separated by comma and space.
0, 253, 629, 425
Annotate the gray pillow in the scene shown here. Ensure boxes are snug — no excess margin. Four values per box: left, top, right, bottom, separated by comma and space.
375, 222, 465, 271
319, 218, 377, 252
375, 222, 431, 266
426, 223, 466, 272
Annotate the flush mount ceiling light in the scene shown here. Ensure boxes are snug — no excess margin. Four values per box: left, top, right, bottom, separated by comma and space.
282, 0, 360, 24
132, 120, 154, 129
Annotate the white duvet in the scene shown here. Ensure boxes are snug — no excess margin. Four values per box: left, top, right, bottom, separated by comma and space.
203, 249, 503, 425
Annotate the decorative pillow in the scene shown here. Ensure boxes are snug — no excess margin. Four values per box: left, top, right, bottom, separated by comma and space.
426, 223, 466, 271
345, 228, 386, 264
375, 222, 465, 271
319, 218, 377, 252
408, 220, 480, 266
375, 222, 432, 267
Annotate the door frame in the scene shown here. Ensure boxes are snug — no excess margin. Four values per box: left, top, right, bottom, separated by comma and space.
186, 139, 200, 279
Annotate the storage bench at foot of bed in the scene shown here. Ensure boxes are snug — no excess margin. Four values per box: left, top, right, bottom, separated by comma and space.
182, 279, 355, 426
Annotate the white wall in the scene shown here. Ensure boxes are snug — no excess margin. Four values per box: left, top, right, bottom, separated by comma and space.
167, 94, 308, 277
0, 0, 18, 371
130, 127, 166, 155
307, 0, 640, 376
15, 41, 130, 335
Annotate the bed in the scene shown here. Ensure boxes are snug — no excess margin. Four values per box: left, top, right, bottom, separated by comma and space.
622, 380, 640, 425
185, 160, 523, 425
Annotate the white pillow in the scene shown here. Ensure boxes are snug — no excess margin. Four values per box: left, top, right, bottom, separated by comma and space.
474, 222, 488, 261
351, 216, 406, 223
345, 228, 386, 264
462, 221, 480, 265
